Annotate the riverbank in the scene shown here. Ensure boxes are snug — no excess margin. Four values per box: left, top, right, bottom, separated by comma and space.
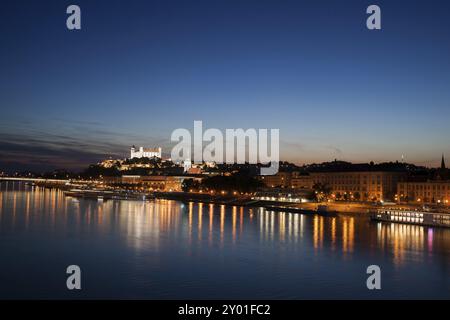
62, 188, 344, 215
7, 179, 437, 215
72, 189, 404, 216
152, 191, 432, 215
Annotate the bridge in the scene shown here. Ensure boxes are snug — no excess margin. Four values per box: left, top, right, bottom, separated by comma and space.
0, 177, 70, 184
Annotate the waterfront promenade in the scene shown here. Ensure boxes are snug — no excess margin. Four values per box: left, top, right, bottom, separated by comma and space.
2, 178, 448, 215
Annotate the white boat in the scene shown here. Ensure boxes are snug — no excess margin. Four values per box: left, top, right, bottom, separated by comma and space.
371, 209, 450, 228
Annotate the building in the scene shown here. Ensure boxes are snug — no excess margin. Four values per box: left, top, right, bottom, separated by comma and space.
104, 175, 186, 192
183, 159, 192, 172
397, 155, 450, 205
397, 180, 450, 204
258, 172, 317, 190
182, 159, 208, 174
130, 146, 162, 159
99, 159, 122, 168
309, 171, 406, 202
434, 154, 449, 180
259, 172, 292, 188
186, 167, 203, 175
253, 188, 313, 203
291, 172, 314, 189
259, 161, 409, 201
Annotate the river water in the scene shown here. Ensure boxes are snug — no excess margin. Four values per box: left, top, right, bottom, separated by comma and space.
0, 182, 449, 299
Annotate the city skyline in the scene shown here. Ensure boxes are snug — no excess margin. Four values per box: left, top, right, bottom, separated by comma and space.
2, 1, 450, 303
1, 0, 450, 171
1, 140, 447, 174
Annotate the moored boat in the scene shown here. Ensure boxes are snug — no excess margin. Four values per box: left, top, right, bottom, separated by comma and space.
317, 204, 338, 217
370, 208, 450, 228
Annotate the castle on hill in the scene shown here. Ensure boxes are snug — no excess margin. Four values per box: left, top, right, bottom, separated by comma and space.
130, 146, 162, 159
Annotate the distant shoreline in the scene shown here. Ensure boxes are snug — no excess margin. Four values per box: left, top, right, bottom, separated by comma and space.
2, 179, 435, 215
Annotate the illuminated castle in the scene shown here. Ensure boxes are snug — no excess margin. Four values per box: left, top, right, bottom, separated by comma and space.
130, 146, 162, 159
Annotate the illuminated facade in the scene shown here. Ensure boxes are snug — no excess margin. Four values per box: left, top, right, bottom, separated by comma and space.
397, 155, 450, 205
310, 171, 406, 201
259, 172, 292, 188
397, 181, 450, 204
291, 172, 314, 189
130, 146, 162, 159
104, 175, 185, 192
259, 171, 405, 201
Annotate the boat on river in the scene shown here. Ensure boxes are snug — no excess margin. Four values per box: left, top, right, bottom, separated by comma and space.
370, 208, 450, 228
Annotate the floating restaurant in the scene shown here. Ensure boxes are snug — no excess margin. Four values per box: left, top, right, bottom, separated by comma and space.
371, 208, 450, 228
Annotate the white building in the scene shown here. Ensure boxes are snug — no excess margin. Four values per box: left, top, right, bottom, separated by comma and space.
130, 146, 162, 159
183, 159, 192, 173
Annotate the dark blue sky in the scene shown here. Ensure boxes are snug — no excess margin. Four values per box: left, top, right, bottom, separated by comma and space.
1, 0, 450, 171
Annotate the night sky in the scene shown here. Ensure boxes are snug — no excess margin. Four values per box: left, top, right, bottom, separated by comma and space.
1, 0, 450, 172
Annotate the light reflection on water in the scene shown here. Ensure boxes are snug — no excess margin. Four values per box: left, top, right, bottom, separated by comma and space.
0, 182, 450, 299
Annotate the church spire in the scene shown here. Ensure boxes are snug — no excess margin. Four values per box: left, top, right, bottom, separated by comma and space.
441, 154, 446, 170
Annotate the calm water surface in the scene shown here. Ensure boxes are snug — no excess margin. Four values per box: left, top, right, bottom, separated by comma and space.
0, 182, 449, 299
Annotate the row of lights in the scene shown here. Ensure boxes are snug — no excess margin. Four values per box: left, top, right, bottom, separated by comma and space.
396, 194, 449, 203
416, 198, 449, 204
